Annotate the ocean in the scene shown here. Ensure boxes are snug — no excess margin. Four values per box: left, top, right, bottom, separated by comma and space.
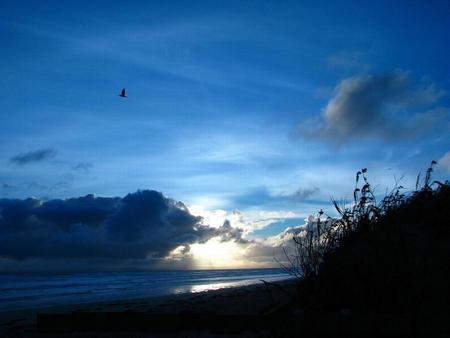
0, 268, 292, 312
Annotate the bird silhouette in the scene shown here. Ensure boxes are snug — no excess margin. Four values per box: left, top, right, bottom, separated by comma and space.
119, 88, 127, 98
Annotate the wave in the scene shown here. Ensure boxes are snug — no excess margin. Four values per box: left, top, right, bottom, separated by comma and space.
0, 268, 291, 312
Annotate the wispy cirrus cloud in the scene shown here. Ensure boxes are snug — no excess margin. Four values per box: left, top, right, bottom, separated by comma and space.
9, 148, 57, 166
8, 16, 314, 96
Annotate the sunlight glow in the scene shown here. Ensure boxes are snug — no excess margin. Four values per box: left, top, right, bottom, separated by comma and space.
190, 238, 246, 269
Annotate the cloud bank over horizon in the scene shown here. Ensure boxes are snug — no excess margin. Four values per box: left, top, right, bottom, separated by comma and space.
0, 189, 258, 272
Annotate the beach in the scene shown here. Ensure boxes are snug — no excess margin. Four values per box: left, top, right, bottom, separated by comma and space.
0, 278, 297, 337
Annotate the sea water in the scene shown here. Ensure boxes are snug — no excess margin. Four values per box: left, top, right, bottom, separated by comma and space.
0, 268, 291, 311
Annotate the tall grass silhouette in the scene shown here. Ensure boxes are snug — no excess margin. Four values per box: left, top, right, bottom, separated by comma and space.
286, 162, 450, 313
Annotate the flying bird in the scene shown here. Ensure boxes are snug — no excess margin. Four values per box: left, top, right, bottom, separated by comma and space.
119, 88, 127, 98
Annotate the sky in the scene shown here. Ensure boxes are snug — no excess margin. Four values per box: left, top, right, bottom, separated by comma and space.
1, 0, 449, 271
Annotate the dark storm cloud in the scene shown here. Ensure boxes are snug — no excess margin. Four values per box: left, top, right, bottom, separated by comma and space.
296, 71, 447, 143
10, 148, 57, 165
0, 190, 244, 270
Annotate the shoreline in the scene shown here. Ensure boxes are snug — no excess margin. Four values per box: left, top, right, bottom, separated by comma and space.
3, 277, 449, 336
0, 277, 297, 335
0, 268, 291, 313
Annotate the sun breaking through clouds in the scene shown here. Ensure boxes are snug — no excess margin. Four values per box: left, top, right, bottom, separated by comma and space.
0, 190, 301, 272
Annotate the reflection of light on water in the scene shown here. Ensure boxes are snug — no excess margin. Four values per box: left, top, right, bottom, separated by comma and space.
179, 280, 257, 294
171, 287, 189, 294
170, 275, 293, 295
190, 282, 235, 293
170, 281, 243, 295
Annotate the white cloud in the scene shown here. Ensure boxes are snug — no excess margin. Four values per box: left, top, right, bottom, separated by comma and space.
296, 71, 447, 144
437, 152, 450, 172
188, 205, 302, 236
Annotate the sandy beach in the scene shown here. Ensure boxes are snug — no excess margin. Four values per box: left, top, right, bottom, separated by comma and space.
2, 277, 449, 337
0, 278, 297, 337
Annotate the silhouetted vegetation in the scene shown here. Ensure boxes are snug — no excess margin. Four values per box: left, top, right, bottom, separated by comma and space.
290, 162, 450, 314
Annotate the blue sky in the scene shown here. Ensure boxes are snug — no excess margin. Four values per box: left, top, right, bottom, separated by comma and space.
1, 0, 449, 265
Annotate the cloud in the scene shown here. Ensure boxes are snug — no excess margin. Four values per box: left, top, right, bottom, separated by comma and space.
296, 71, 447, 144
186, 205, 314, 267
71, 162, 93, 173
0, 181, 71, 196
281, 187, 320, 201
437, 152, 450, 172
10, 148, 57, 166
188, 206, 300, 237
0, 188, 332, 271
166, 215, 309, 269
212, 220, 248, 244
233, 186, 320, 207
237, 223, 307, 266
240, 215, 336, 267
0, 190, 245, 271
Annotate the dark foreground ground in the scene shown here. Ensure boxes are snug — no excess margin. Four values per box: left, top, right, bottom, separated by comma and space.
1, 278, 449, 337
